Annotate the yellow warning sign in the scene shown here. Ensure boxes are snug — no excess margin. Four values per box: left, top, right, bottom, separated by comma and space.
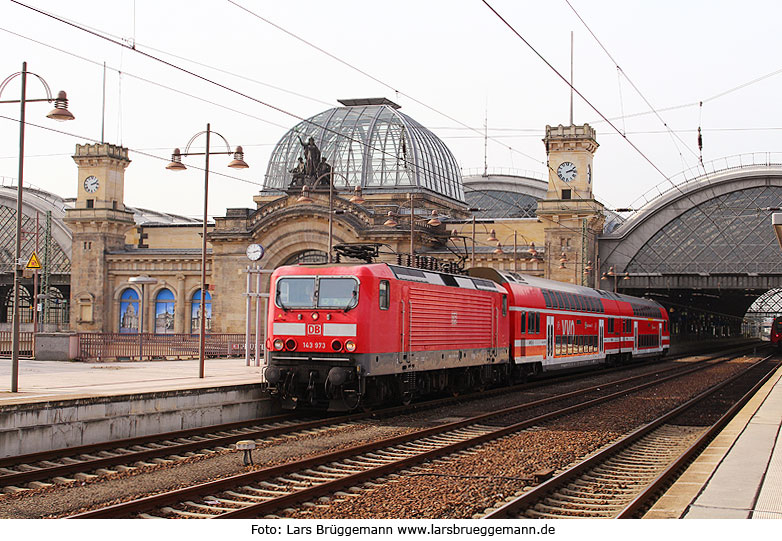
26, 251, 41, 269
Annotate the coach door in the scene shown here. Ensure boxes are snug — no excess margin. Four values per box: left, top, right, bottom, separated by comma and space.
546, 316, 555, 360
633, 321, 639, 354
599, 319, 605, 356
658, 322, 662, 352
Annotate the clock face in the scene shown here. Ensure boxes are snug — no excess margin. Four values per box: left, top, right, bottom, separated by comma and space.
557, 162, 577, 182
84, 175, 99, 193
246, 243, 264, 261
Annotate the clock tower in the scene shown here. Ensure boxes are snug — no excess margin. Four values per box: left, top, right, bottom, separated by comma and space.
537, 124, 605, 285
64, 143, 135, 332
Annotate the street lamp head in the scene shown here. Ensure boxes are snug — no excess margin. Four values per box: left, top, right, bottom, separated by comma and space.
296, 185, 312, 203
349, 185, 365, 204
166, 148, 187, 171
487, 229, 498, 243
46, 90, 74, 121
427, 210, 441, 227
383, 211, 398, 227
227, 146, 249, 169
528, 242, 538, 258
493, 241, 504, 255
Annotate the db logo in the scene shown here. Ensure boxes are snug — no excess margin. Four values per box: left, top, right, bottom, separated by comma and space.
307, 324, 322, 335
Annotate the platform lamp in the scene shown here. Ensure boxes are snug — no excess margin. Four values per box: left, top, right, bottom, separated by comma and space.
487, 229, 542, 273
0, 62, 73, 393
166, 124, 248, 378
128, 275, 158, 359
304, 170, 365, 263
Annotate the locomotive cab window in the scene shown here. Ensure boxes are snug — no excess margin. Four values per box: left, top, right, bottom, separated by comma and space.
379, 280, 389, 310
318, 278, 359, 309
502, 296, 507, 316
276, 276, 359, 310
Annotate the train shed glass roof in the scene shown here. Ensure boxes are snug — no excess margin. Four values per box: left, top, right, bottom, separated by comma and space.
263, 99, 464, 202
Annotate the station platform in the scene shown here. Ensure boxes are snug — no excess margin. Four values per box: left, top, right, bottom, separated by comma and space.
0, 356, 264, 405
646, 364, 782, 519
0, 357, 272, 459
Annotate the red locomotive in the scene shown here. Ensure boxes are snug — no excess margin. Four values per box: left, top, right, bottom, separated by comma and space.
264, 263, 669, 411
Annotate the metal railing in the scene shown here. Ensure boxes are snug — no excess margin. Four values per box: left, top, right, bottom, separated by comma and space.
76, 333, 256, 361
0, 331, 33, 357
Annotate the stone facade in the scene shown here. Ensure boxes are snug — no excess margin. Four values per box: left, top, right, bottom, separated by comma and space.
64, 123, 604, 339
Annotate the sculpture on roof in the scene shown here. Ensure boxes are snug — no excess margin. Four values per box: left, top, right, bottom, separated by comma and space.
297, 135, 321, 180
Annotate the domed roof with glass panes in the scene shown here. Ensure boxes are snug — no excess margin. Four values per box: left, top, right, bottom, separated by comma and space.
263, 98, 464, 203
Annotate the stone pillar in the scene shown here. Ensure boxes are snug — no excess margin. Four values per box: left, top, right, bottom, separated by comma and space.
175, 274, 186, 333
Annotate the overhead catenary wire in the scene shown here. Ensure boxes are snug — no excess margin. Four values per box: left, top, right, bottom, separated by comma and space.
6, 0, 751, 271
480, 0, 742, 267
563, 0, 700, 166
4, 2, 632, 266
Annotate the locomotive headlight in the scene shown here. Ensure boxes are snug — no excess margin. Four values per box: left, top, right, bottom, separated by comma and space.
311, 312, 319, 320
345, 340, 357, 352
285, 338, 297, 351
273, 339, 284, 351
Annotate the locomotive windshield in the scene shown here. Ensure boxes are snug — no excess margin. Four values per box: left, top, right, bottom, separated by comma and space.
275, 276, 359, 310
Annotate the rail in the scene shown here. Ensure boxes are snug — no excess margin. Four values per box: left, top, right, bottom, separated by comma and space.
76, 333, 255, 361
0, 331, 34, 357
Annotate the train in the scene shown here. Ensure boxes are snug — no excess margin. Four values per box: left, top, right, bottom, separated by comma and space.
263, 262, 670, 411
769, 316, 782, 346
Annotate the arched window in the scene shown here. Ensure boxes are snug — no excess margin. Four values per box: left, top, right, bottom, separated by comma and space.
284, 250, 327, 265
2, 285, 33, 324
191, 290, 212, 334
119, 288, 139, 333
154, 288, 175, 334
42, 286, 70, 326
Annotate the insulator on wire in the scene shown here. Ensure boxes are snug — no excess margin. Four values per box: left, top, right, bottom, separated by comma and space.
697, 127, 703, 165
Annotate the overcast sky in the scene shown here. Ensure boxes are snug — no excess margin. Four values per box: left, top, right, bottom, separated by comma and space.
1, 0, 781, 219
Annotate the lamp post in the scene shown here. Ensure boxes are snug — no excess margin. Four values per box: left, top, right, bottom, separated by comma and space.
0, 62, 73, 392
301, 171, 365, 263
381, 195, 443, 266
484, 227, 541, 272
166, 124, 248, 378
601, 266, 629, 293
128, 275, 157, 359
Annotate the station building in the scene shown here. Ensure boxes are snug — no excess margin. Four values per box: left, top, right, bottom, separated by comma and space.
1, 98, 608, 348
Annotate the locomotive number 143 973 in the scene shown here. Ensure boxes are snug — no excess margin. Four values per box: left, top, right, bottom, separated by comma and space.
303, 341, 327, 350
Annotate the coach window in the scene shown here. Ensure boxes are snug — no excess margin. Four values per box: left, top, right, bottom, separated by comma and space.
536, 312, 541, 333
379, 280, 389, 310
520, 312, 526, 334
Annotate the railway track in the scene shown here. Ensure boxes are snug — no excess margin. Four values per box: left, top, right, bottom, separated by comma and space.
0, 350, 726, 495
482, 355, 778, 519
64, 350, 756, 519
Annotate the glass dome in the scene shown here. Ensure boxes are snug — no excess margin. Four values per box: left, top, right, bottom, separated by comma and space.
263, 99, 464, 202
